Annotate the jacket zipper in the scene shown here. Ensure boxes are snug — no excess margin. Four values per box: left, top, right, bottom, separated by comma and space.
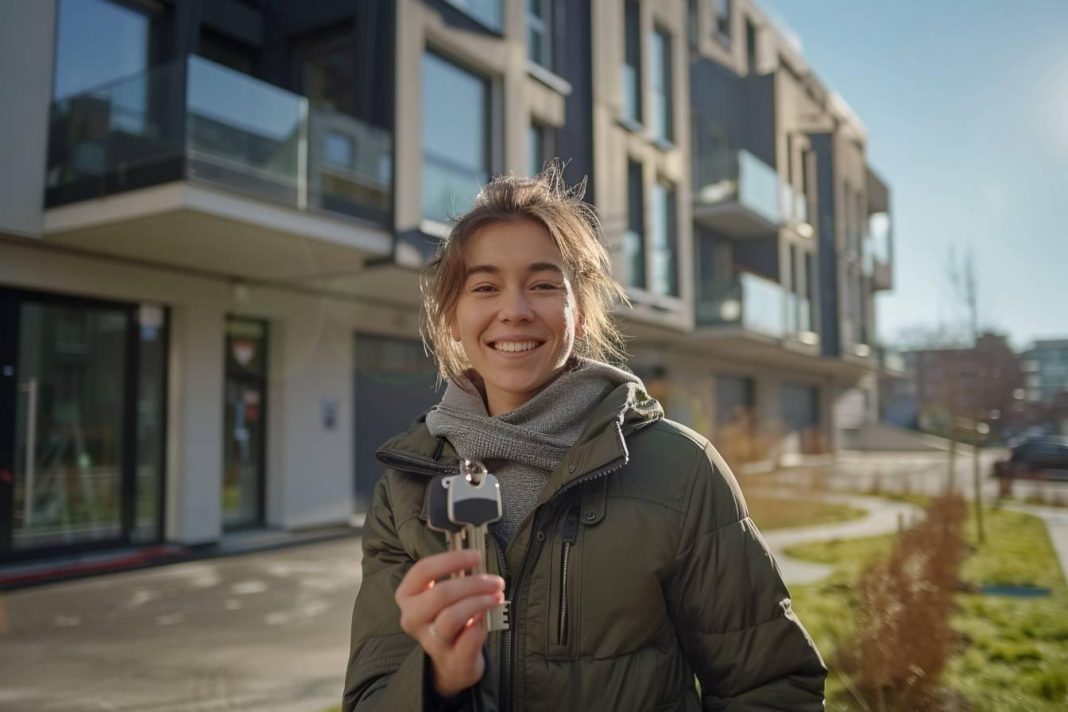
501, 454, 631, 712
557, 506, 580, 645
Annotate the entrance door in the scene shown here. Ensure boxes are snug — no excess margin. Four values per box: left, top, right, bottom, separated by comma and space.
0, 292, 134, 558
222, 317, 268, 530
353, 335, 439, 512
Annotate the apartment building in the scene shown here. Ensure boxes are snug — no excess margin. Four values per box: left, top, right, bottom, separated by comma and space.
887, 333, 1024, 437
1024, 339, 1068, 404
0, 0, 893, 564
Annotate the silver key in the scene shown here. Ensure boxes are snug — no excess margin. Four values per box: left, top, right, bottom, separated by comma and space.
447, 459, 509, 632
425, 475, 465, 577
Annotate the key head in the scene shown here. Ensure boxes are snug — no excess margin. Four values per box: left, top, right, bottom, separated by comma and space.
448, 472, 502, 528
425, 476, 462, 534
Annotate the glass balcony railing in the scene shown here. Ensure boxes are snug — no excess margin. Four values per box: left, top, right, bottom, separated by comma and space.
46, 55, 392, 225
696, 271, 786, 338
693, 145, 782, 228
780, 183, 808, 225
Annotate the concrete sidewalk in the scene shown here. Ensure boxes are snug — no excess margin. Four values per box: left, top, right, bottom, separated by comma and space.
0, 536, 362, 712
761, 494, 924, 585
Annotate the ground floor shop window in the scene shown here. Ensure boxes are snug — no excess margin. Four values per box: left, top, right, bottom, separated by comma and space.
0, 290, 167, 560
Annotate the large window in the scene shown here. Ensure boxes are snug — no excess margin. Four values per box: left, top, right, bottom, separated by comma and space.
625, 160, 647, 289
53, 0, 150, 100
53, 0, 151, 133
422, 52, 490, 224
650, 28, 673, 143
622, 0, 642, 125
445, 0, 502, 32
651, 180, 679, 297
527, 0, 553, 69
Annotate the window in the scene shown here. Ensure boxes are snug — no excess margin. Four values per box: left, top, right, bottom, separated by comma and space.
651, 180, 679, 297
295, 28, 356, 115
422, 52, 490, 224
622, 0, 642, 124
650, 28, 673, 143
528, 123, 553, 176
714, 0, 732, 41
625, 160, 647, 289
687, 0, 699, 51
527, 0, 553, 69
445, 0, 502, 32
53, 0, 150, 100
53, 0, 151, 133
745, 17, 758, 74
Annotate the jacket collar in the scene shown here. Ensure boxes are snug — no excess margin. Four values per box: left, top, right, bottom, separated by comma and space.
375, 381, 663, 495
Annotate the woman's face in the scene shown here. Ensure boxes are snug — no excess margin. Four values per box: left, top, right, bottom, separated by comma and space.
450, 219, 583, 416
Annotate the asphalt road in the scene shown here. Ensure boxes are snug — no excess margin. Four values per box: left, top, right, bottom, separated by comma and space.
0, 537, 364, 712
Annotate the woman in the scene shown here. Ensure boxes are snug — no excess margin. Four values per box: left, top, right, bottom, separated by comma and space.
342, 166, 826, 711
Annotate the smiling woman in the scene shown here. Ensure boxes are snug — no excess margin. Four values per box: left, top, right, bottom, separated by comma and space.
341, 164, 826, 711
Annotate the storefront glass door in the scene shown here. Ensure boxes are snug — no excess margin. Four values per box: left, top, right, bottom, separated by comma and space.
222, 317, 267, 530
3, 297, 128, 553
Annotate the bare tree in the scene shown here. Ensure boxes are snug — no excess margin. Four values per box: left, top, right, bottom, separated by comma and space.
946, 245, 985, 544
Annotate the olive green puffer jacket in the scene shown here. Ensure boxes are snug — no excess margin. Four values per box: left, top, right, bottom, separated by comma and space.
342, 382, 826, 711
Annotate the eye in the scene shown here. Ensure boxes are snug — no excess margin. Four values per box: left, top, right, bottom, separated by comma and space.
470, 283, 497, 293
532, 282, 564, 291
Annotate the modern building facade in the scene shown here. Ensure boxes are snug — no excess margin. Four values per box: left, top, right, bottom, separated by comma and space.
0, 0, 894, 563
887, 333, 1025, 437
1023, 339, 1068, 404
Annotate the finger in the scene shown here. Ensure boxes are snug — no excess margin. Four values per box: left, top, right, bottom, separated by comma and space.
404, 575, 504, 631
451, 617, 488, 666
397, 550, 480, 597
433, 593, 504, 643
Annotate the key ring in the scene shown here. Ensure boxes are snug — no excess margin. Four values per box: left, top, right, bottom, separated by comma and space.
461, 458, 488, 485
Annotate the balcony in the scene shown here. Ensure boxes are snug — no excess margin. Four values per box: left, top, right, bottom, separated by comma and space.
867, 214, 893, 290
693, 147, 781, 237
47, 56, 392, 223
780, 183, 814, 238
865, 166, 893, 290
40, 56, 396, 289
696, 271, 787, 338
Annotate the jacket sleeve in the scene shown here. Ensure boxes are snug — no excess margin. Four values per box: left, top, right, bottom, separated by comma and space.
663, 443, 827, 711
342, 473, 495, 712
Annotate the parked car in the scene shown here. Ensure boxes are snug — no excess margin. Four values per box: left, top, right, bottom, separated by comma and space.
992, 435, 1068, 481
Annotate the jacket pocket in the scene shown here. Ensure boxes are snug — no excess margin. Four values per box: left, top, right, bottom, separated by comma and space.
556, 505, 580, 646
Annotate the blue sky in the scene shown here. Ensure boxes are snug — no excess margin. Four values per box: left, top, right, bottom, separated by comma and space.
760, 0, 1068, 350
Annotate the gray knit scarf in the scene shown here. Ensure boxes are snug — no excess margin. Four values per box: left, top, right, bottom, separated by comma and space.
425, 358, 642, 547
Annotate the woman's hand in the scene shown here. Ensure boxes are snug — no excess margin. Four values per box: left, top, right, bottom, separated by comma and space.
395, 549, 505, 698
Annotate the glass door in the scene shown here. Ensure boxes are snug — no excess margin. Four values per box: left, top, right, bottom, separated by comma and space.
222, 317, 268, 530
1, 294, 132, 555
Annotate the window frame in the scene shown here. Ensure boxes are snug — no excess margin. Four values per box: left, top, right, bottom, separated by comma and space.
442, 0, 503, 34
526, 0, 553, 70
420, 50, 494, 227
621, 0, 642, 127
651, 177, 679, 298
650, 26, 674, 145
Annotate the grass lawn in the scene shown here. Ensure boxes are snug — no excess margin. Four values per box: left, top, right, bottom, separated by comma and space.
788, 502, 1068, 711
746, 494, 867, 531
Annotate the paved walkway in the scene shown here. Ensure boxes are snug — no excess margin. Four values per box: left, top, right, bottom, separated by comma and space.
760, 494, 924, 585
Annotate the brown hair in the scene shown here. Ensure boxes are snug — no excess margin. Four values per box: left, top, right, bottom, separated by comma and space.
421, 162, 630, 384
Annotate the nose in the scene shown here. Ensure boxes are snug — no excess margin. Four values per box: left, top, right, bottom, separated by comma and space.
499, 286, 534, 323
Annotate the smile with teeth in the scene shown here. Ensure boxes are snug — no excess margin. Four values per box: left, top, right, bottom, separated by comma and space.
491, 341, 542, 353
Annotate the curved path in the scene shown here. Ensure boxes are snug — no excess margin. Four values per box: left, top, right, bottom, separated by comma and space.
758, 493, 924, 586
